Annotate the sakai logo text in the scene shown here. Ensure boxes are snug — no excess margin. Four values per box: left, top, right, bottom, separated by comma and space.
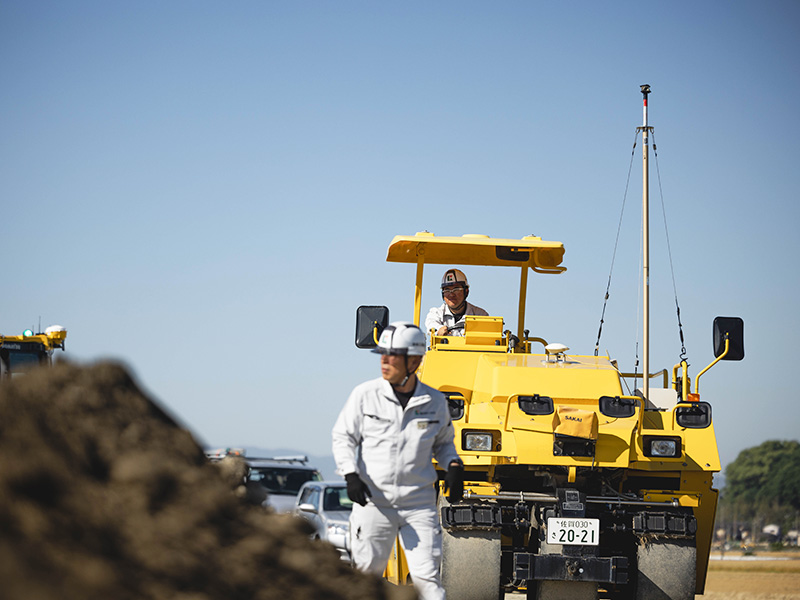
565, 415, 583, 422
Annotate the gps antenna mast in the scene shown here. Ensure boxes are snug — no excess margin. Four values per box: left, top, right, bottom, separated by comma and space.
639, 84, 652, 401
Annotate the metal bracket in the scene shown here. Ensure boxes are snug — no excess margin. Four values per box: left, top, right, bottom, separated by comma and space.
440, 502, 502, 530
514, 553, 628, 584
553, 434, 596, 457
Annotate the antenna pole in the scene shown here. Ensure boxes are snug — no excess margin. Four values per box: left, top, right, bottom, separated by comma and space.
640, 84, 651, 401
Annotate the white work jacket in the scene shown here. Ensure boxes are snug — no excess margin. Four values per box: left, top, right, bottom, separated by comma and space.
424, 301, 488, 337
332, 377, 460, 509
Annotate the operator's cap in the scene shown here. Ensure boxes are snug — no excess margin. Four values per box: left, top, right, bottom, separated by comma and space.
372, 322, 426, 356
441, 268, 468, 289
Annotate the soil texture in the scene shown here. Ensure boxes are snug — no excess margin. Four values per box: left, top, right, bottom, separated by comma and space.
0, 362, 415, 600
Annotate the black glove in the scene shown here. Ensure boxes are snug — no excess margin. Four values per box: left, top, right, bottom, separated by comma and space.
345, 472, 371, 506
444, 462, 464, 503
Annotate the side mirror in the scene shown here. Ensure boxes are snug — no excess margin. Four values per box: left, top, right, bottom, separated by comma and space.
713, 317, 744, 361
297, 503, 318, 514
355, 305, 389, 349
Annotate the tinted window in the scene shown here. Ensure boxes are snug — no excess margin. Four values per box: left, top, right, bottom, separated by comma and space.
249, 467, 319, 494
323, 487, 353, 511
1, 349, 46, 376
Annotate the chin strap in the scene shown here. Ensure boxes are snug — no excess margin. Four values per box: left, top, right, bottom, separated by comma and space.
397, 355, 415, 388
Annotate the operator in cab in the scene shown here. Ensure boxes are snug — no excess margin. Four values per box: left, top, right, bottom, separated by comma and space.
425, 268, 488, 336
332, 322, 464, 600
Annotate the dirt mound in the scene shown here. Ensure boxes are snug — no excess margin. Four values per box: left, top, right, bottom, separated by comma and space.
0, 362, 415, 600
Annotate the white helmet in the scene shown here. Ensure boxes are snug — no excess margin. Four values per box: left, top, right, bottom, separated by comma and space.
373, 322, 426, 356
441, 268, 468, 289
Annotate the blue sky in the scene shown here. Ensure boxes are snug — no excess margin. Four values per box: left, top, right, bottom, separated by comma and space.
2, 1, 798, 473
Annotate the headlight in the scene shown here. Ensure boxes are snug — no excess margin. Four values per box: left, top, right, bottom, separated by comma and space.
643, 435, 681, 458
650, 440, 677, 457
326, 523, 348, 537
463, 431, 495, 452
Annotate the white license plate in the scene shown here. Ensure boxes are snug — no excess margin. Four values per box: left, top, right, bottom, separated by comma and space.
547, 517, 600, 546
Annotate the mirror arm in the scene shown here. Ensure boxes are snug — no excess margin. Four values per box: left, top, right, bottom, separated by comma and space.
695, 335, 729, 395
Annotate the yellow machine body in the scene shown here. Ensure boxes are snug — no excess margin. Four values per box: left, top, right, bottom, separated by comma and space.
0, 327, 67, 378
371, 232, 730, 598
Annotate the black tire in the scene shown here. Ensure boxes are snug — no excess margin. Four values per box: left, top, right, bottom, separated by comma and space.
525, 580, 536, 600
635, 538, 696, 600
440, 497, 502, 600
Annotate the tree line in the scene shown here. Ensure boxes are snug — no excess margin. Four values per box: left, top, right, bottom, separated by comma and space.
716, 439, 800, 543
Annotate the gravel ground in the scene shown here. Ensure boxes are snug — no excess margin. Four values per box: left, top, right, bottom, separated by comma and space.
505, 552, 800, 599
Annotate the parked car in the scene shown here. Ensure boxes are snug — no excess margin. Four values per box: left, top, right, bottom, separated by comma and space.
246, 456, 322, 513
294, 481, 352, 562
205, 449, 322, 513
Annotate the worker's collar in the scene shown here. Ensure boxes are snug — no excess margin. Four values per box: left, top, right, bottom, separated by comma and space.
381, 378, 423, 404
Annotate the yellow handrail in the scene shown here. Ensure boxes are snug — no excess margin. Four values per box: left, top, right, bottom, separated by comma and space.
523, 336, 548, 352
672, 361, 690, 402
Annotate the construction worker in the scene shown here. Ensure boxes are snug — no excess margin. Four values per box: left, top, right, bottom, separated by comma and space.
425, 268, 488, 336
332, 322, 463, 600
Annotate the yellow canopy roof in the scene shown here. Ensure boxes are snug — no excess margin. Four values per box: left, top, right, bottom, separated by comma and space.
386, 232, 566, 273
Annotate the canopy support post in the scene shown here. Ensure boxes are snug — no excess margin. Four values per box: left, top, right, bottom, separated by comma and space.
517, 265, 528, 341
414, 255, 424, 327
